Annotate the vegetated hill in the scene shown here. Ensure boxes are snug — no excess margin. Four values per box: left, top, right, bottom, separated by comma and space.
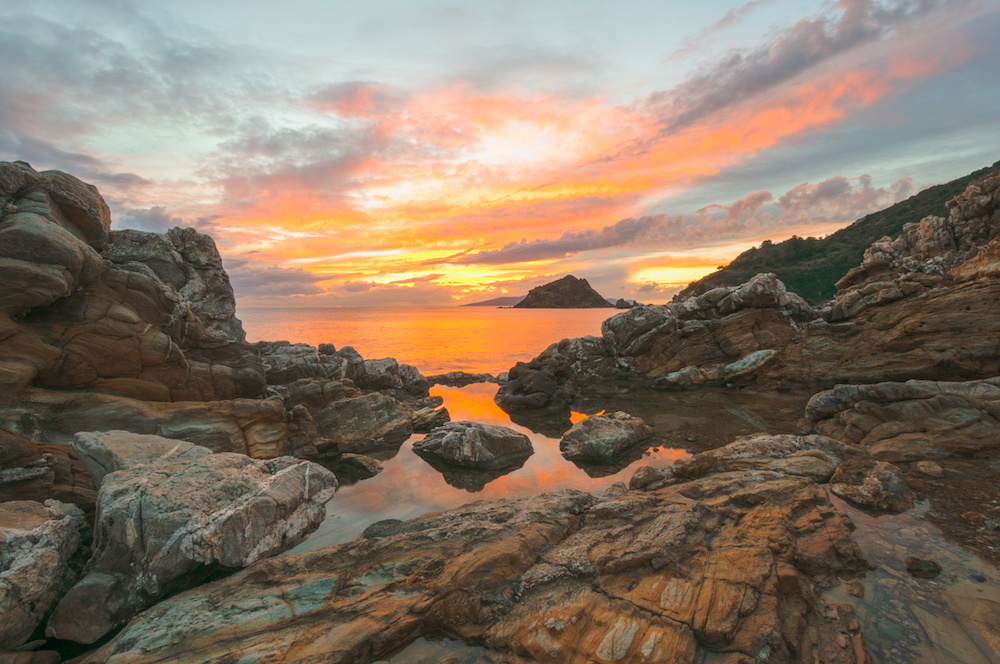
675, 159, 1000, 303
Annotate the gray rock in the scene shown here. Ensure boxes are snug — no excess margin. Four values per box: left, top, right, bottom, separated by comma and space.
413, 421, 533, 470
559, 412, 655, 462
46, 451, 337, 644
312, 392, 414, 455
0, 500, 90, 650
71, 430, 212, 486
830, 458, 913, 513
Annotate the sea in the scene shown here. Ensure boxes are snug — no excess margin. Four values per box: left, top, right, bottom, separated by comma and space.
238, 306, 689, 551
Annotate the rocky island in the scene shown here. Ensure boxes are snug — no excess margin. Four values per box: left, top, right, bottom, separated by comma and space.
2, 160, 1000, 663
513, 274, 616, 308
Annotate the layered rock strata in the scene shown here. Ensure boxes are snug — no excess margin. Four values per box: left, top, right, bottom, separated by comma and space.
46, 438, 338, 644
496, 172, 1000, 414
77, 436, 870, 664
0, 428, 96, 517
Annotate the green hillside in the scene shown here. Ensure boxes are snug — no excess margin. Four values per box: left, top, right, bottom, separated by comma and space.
675, 160, 1000, 303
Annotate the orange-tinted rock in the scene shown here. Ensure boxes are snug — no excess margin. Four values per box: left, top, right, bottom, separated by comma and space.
0, 427, 96, 519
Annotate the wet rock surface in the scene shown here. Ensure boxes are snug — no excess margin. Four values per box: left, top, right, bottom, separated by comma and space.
413, 421, 533, 470
46, 449, 337, 644
78, 459, 870, 664
0, 500, 90, 650
830, 458, 913, 514
559, 411, 655, 462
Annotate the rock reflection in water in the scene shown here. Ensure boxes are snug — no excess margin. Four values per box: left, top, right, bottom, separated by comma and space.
415, 453, 530, 492
375, 636, 495, 664
826, 494, 1000, 663
291, 383, 810, 554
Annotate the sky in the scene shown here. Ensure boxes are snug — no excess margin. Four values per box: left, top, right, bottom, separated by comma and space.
1, 0, 998, 306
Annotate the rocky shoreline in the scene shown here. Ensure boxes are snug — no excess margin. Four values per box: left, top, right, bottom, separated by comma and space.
3, 161, 1000, 662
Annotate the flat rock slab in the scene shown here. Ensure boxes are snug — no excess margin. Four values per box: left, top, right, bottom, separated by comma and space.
559, 411, 654, 462
46, 452, 337, 645
413, 421, 533, 470
72, 430, 211, 486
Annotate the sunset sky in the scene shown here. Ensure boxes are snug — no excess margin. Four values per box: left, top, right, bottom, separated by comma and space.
2, 0, 998, 306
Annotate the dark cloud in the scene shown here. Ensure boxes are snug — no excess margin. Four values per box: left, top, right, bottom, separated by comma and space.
649, 0, 958, 131
776, 174, 914, 220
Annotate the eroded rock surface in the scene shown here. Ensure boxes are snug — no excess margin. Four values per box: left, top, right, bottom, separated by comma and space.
497, 172, 1000, 415
0, 389, 286, 458
47, 450, 337, 644
0, 427, 96, 517
0, 500, 90, 650
71, 430, 211, 486
413, 421, 533, 470
78, 446, 870, 664
559, 411, 654, 462
830, 459, 913, 514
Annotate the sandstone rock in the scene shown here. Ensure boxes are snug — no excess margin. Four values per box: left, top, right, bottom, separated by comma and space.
71, 430, 211, 486
0, 500, 90, 650
0, 389, 286, 458
0, 428, 96, 517
559, 411, 654, 462
46, 451, 337, 644
916, 460, 944, 477
413, 421, 533, 470
0, 161, 109, 317
513, 275, 614, 308
76, 470, 869, 664
829, 458, 913, 514
806, 377, 1000, 463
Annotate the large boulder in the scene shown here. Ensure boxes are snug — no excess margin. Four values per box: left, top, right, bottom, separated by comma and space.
413, 421, 533, 470
310, 392, 414, 456
46, 449, 337, 644
0, 389, 287, 458
71, 430, 211, 486
0, 500, 90, 650
513, 275, 615, 308
76, 468, 869, 664
559, 411, 654, 462
0, 427, 96, 517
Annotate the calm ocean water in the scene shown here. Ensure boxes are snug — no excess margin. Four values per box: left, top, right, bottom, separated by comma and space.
237, 306, 688, 550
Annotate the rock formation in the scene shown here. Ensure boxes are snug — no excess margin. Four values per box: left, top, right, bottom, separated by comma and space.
559, 411, 655, 462
75, 434, 871, 664
46, 437, 337, 644
829, 458, 913, 514
513, 275, 615, 308
0, 165, 266, 404
413, 421, 534, 470
0, 500, 90, 650
497, 171, 1000, 415
0, 428, 96, 518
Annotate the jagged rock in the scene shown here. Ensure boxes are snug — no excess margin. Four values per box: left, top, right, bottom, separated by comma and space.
0, 389, 287, 458
559, 411, 654, 462
0, 428, 96, 517
829, 458, 913, 513
513, 275, 615, 308
413, 421, 533, 470
426, 371, 499, 387
46, 451, 337, 644
806, 377, 1000, 463
76, 468, 869, 664
329, 453, 383, 482
71, 430, 211, 487
0, 216, 267, 402
498, 174, 1000, 414
0, 162, 109, 317
0, 500, 90, 650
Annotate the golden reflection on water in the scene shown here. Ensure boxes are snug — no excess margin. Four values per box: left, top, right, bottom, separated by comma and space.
292, 384, 688, 552
238, 306, 618, 375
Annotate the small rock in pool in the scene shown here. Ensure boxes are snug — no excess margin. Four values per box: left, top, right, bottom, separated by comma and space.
905, 557, 942, 579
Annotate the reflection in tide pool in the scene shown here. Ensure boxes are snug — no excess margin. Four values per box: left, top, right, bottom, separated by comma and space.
290, 383, 688, 553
